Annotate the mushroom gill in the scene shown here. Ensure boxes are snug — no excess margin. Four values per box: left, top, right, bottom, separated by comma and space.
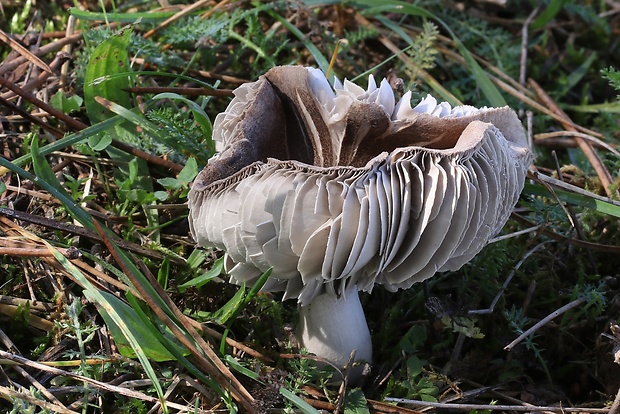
188, 65, 533, 376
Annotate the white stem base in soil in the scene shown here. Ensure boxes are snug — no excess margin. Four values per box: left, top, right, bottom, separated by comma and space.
297, 288, 372, 379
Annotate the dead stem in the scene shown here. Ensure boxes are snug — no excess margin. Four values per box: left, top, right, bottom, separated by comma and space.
529, 78, 617, 199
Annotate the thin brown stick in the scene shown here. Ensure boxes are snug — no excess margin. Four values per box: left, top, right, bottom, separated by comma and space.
383, 397, 609, 413
512, 213, 620, 253
0, 303, 55, 331
193, 321, 274, 362
0, 295, 55, 312
0, 52, 70, 100
0, 351, 212, 413
12, 365, 69, 410
367, 399, 425, 414
0, 95, 66, 137
0, 246, 62, 256
535, 131, 620, 156
0, 71, 87, 131
0, 207, 183, 264
0, 70, 185, 173
520, 7, 539, 87
92, 220, 256, 413
609, 386, 620, 414
0, 32, 84, 76
0, 29, 52, 73
529, 78, 616, 198
110, 139, 184, 173
469, 241, 551, 315
0, 385, 78, 414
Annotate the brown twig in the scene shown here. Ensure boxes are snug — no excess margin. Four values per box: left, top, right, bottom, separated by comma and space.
0, 68, 185, 174
0, 52, 70, 100
520, 7, 539, 87
0, 385, 78, 414
366, 399, 424, 413
382, 397, 609, 413
92, 220, 256, 413
0, 71, 88, 130
0, 207, 184, 264
469, 241, 551, 315
512, 213, 620, 253
12, 365, 69, 410
535, 131, 620, 155
0, 295, 55, 312
0, 32, 83, 76
529, 78, 616, 199
0, 95, 66, 137
110, 139, 184, 173
0, 350, 213, 413
0, 29, 52, 73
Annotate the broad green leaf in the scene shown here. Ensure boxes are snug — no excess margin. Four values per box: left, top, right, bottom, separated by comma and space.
88, 134, 112, 151
177, 157, 199, 184
344, 388, 370, 414
97, 291, 183, 361
178, 256, 224, 291
157, 177, 183, 190
406, 355, 424, 377
50, 91, 83, 114
84, 29, 133, 124
187, 249, 209, 269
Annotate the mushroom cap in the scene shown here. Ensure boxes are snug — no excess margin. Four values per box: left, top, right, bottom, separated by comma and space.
188, 66, 532, 305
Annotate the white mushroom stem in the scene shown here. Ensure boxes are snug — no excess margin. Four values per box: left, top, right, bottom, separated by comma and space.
296, 288, 372, 369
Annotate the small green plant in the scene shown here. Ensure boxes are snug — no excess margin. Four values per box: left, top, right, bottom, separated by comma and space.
381, 325, 440, 402
602, 67, 620, 98
404, 20, 440, 87
8, 386, 51, 414
57, 299, 99, 375
503, 305, 552, 384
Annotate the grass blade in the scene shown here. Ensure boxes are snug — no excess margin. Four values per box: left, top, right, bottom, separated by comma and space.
279, 387, 321, 414
355, 0, 506, 106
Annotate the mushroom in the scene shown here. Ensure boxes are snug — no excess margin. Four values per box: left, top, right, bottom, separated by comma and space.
188, 65, 532, 377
